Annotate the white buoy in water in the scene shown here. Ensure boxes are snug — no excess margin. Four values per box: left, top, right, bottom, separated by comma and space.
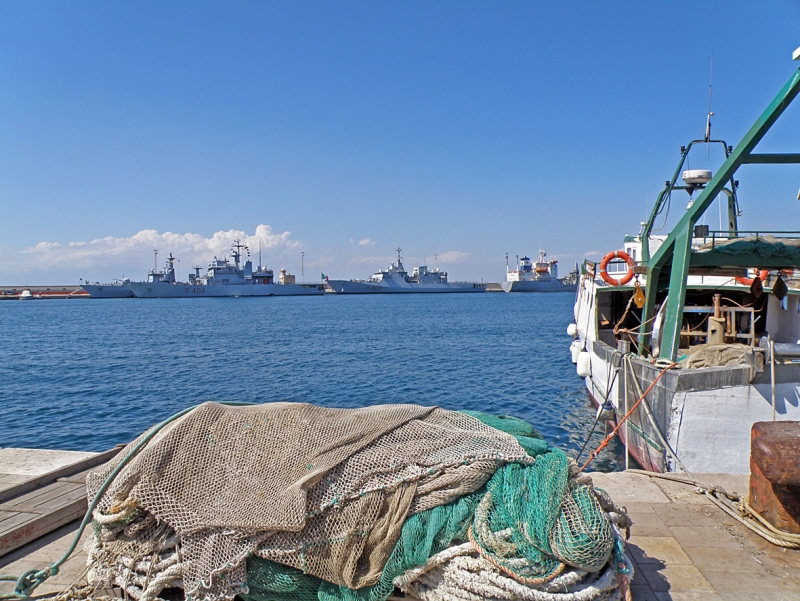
577, 351, 591, 378
570, 339, 582, 363
566, 323, 578, 338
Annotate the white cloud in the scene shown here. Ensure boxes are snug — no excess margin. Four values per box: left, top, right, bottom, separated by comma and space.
584, 250, 602, 258
436, 250, 469, 264
358, 237, 375, 246
3, 225, 301, 283
307, 255, 335, 268
350, 255, 390, 265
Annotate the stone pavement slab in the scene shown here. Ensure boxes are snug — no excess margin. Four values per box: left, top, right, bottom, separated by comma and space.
591, 471, 672, 504
593, 471, 800, 600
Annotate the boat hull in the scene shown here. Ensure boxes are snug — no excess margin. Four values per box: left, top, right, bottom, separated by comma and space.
501, 280, 577, 293
581, 339, 800, 474
325, 279, 486, 294
81, 284, 134, 298
572, 273, 800, 474
128, 282, 326, 298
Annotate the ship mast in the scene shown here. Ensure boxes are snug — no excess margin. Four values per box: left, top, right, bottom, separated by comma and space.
231, 239, 249, 269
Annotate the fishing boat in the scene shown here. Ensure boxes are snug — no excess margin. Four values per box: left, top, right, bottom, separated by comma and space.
501, 250, 578, 292
569, 54, 800, 474
325, 248, 486, 293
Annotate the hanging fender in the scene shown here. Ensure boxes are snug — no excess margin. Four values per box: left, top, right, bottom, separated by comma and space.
735, 270, 769, 287
598, 250, 635, 286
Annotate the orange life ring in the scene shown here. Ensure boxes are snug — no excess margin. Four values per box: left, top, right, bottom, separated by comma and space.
735, 270, 769, 287
599, 250, 634, 286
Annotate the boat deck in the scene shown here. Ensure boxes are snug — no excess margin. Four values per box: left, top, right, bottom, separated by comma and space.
1, 450, 799, 600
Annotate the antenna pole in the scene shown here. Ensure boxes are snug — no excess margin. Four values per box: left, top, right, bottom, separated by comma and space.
705, 52, 714, 152
154, 249, 158, 272
301, 252, 305, 283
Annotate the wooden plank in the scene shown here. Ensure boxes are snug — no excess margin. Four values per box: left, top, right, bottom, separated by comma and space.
0, 495, 86, 556
0, 482, 85, 514
0, 481, 75, 511
0, 510, 38, 530
35, 484, 86, 511
0, 445, 124, 558
0, 445, 123, 504
58, 466, 97, 485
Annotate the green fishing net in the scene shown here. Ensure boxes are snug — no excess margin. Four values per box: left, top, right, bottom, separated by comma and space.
241, 411, 613, 601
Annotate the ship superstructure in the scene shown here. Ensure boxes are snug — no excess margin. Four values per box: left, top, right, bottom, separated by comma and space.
502, 250, 578, 292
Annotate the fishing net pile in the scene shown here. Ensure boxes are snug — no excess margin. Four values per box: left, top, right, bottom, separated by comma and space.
678, 343, 756, 369
77, 402, 633, 601
697, 234, 800, 260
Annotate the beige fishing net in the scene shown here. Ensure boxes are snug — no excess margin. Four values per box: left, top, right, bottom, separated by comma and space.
85, 402, 534, 601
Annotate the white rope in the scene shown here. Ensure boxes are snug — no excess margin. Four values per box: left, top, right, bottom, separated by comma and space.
399, 552, 628, 601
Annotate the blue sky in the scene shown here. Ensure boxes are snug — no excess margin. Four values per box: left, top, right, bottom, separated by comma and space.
2, 1, 800, 284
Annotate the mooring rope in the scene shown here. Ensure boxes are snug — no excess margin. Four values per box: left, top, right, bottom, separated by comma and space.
625, 470, 800, 549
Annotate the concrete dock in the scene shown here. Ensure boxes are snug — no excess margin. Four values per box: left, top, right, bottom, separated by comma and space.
1, 450, 799, 600
591, 471, 800, 600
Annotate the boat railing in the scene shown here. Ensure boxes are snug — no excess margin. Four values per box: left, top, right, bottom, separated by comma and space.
696, 230, 800, 250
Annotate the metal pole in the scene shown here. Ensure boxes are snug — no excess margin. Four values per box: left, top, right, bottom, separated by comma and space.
771, 340, 777, 421
624, 357, 630, 470
301, 252, 305, 283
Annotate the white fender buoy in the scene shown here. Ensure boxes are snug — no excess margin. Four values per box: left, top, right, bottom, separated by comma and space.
570, 339, 581, 363
577, 351, 591, 378
566, 323, 578, 338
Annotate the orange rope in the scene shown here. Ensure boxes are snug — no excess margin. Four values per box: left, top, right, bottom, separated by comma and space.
580, 361, 677, 471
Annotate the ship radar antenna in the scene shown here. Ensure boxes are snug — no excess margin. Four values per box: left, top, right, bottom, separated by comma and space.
505, 252, 509, 272
705, 52, 714, 156
396, 247, 403, 262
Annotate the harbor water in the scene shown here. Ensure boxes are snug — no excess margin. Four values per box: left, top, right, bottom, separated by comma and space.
0, 293, 624, 470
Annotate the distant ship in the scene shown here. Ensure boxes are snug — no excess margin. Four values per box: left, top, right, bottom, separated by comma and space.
325, 248, 486, 294
501, 250, 578, 293
126, 241, 325, 298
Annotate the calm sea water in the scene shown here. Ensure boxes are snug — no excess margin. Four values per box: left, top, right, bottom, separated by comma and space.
0, 293, 624, 471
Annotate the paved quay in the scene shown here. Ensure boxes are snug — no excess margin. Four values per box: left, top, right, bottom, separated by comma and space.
592, 471, 800, 600
2, 449, 799, 600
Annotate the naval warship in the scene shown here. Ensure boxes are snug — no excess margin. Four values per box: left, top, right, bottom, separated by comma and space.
325, 248, 486, 294
126, 241, 325, 298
